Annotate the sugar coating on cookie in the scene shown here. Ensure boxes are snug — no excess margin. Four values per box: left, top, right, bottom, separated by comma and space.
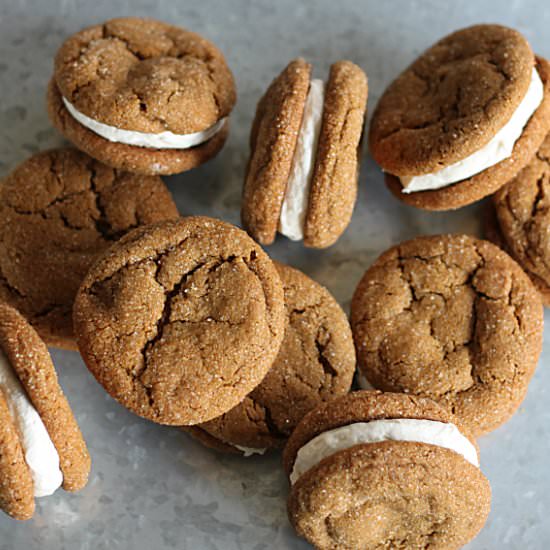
242, 58, 367, 248
0, 148, 178, 349
492, 132, 550, 304
49, 17, 236, 174
370, 25, 550, 210
73, 216, 286, 426
284, 392, 491, 550
351, 234, 543, 436
188, 262, 355, 453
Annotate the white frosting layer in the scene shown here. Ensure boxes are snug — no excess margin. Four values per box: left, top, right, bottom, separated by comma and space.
234, 445, 267, 457
356, 370, 375, 390
62, 97, 227, 150
290, 419, 478, 485
278, 79, 325, 241
401, 67, 544, 193
0, 349, 63, 497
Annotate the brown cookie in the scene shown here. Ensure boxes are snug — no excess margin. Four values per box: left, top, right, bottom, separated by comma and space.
490, 133, 550, 306
0, 303, 90, 520
283, 391, 491, 550
0, 148, 179, 350
242, 58, 367, 248
350, 234, 543, 436
370, 24, 550, 210
48, 17, 236, 175
484, 200, 550, 306
186, 262, 355, 454
73, 216, 286, 426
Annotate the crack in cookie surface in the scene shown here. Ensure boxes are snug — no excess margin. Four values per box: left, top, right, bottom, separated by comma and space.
54, 17, 236, 134
494, 134, 550, 291
74, 217, 285, 425
0, 148, 178, 348
369, 24, 534, 175
197, 263, 355, 449
351, 234, 542, 435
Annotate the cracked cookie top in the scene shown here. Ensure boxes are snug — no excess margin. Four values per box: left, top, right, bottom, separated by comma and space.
189, 262, 356, 451
350, 234, 543, 436
73, 216, 286, 426
493, 132, 550, 295
369, 24, 534, 176
54, 17, 236, 134
0, 148, 178, 349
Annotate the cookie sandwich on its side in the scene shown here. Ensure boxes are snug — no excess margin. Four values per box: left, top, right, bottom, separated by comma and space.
370, 24, 550, 210
48, 17, 236, 175
284, 391, 491, 549
0, 303, 90, 520
242, 58, 368, 248
186, 262, 355, 455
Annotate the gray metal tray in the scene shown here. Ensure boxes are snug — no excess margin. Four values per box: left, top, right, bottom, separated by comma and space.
0, 1, 548, 548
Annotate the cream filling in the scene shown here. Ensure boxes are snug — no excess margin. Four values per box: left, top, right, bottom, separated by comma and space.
0, 349, 63, 497
401, 67, 544, 193
290, 419, 478, 485
233, 445, 267, 457
278, 79, 325, 241
62, 96, 227, 150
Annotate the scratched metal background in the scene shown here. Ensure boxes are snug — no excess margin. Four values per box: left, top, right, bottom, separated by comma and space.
0, 1, 548, 548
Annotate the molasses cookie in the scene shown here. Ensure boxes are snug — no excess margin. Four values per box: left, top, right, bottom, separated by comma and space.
48, 17, 236, 175
242, 58, 368, 248
284, 391, 491, 550
0, 303, 90, 520
186, 262, 355, 455
0, 148, 178, 350
350, 234, 543, 436
489, 133, 550, 306
369, 24, 550, 210
73, 216, 285, 426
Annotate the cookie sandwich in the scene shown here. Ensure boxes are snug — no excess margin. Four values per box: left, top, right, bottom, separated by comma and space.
73, 216, 286, 425
351, 234, 543, 436
370, 24, 550, 210
186, 262, 355, 455
487, 132, 550, 306
0, 148, 178, 350
283, 391, 491, 550
48, 17, 236, 175
242, 58, 368, 248
0, 303, 90, 520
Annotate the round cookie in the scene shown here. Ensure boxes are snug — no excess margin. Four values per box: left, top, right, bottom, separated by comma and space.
186, 262, 356, 454
0, 303, 90, 520
283, 391, 491, 550
48, 17, 236, 175
73, 216, 286, 426
490, 133, 550, 306
0, 148, 178, 350
369, 24, 550, 210
350, 234, 543, 436
242, 58, 368, 248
